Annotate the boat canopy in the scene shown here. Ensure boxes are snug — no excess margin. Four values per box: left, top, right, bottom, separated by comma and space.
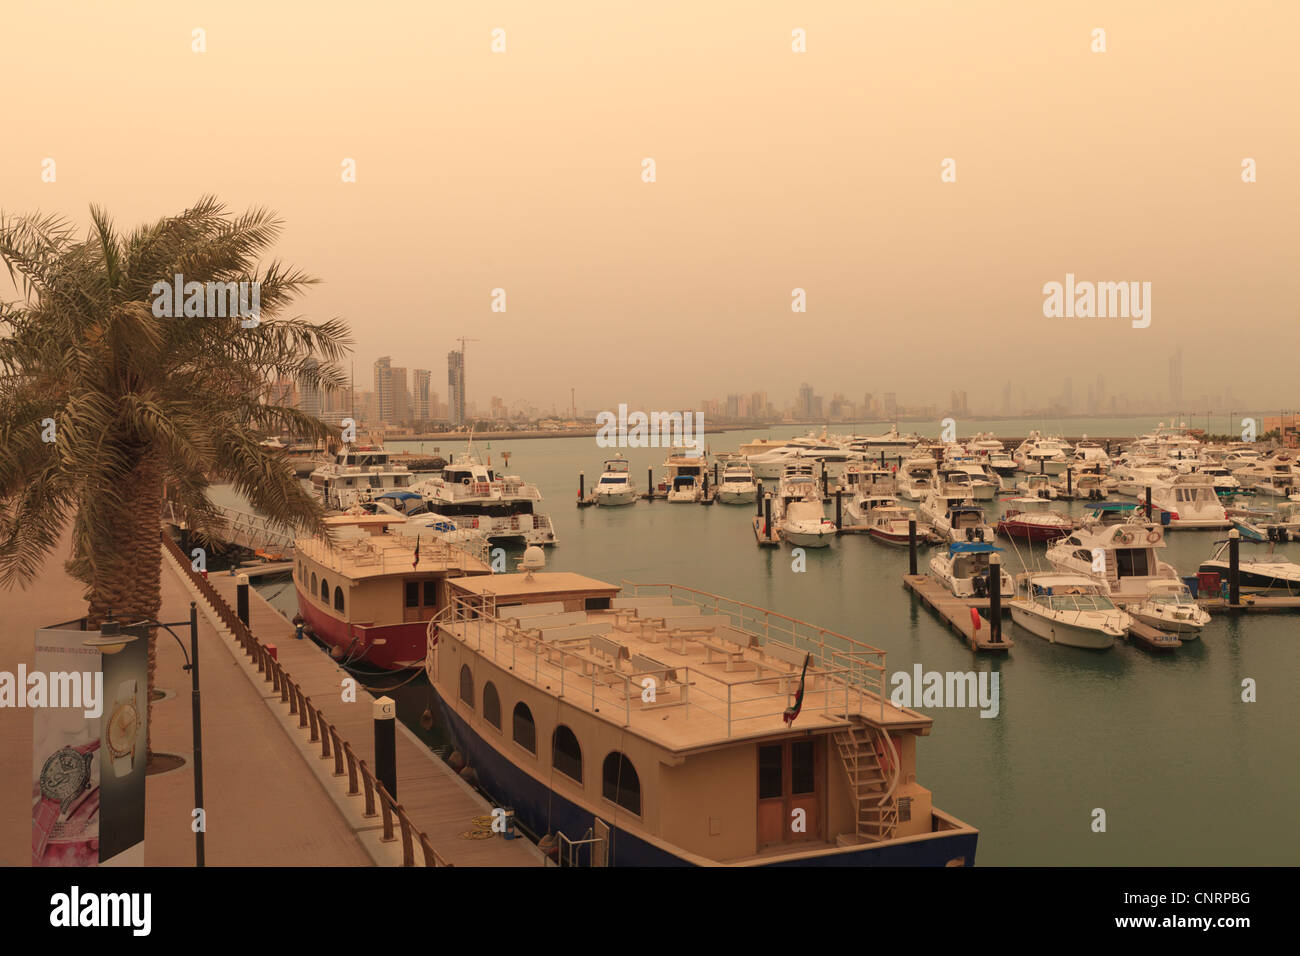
948, 542, 1003, 554
376, 491, 422, 501
1091, 502, 1139, 511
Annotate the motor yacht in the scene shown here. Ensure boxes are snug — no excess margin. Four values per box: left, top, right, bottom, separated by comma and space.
1009, 574, 1131, 649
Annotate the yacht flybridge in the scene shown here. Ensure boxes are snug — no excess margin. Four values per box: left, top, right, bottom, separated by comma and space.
424, 555, 977, 866
1147, 475, 1230, 529
1045, 505, 1179, 602
408, 453, 558, 546
772, 464, 837, 547
662, 449, 707, 502
309, 443, 415, 510
1013, 432, 1069, 475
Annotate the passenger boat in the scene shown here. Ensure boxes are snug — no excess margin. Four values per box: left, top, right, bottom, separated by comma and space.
309, 443, 415, 510
995, 497, 1074, 542
409, 452, 558, 545
593, 455, 637, 506
424, 554, 979, 866
1128, 581, 1210, 635
716, 461, 760, 505
1198, 540, 1300, 595
293, 514, 491, 670
1009, 574, 1131, 649
930, 543, 1013, 598
1045, 507, 1180, 602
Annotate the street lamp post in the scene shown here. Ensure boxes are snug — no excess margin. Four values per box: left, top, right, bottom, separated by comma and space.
104, 602, 204, 867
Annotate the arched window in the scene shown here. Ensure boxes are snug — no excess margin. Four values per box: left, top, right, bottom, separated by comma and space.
483, 682, 501, 730
321, 578, 329, 602
552, 725, 582, 782
310, 572, 317, 594
512, 702, 535, 753
602, 752, 641, 815
334, 586, 345, 611
459, 665, 474, 708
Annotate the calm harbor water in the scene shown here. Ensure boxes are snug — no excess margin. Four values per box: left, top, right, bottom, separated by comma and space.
246, 419, 1300, 866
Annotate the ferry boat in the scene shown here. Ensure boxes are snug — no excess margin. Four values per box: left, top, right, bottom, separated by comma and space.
716, 461, 759, 505
424, 555, 979, 866
409, 453, 558, 546
1010, 574, 1131, 649
293, 514, 491, 670
593, 455, 637, 506
930, 543, 1013, 599
309, 443, 416, 510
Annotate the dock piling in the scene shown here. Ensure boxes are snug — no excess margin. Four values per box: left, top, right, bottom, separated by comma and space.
578, 472, 584, 501
1229, 529, 1240, 605
374, 696, 397, 799
648, 467, 654, 500
1066, 467, 1072, 498
764, 496, 772, 538
988, 554, 1002, 643
835, 489, 843, 530
908, 519, 918, 575
237, 573, 250, 626
756, 483, 764, 516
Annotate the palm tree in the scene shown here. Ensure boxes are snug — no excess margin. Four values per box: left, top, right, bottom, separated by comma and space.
0, 197, 351, 765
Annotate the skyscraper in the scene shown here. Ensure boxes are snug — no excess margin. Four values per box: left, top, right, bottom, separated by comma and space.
298, 357, 322, 420
447, 350, 466, 425
413, 369, 432, 422
373, 356, 393, 424
390, 366, 410, 424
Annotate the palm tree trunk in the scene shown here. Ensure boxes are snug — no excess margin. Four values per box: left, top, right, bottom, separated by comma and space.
84, 454, 164, 762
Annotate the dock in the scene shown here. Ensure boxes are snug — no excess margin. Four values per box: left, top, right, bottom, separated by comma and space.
902, 574, 1014, 652
164, 536, 544, 866
1197, 595, 1300, 612
753, 515, 781, 546
1123, 619, 1183, 650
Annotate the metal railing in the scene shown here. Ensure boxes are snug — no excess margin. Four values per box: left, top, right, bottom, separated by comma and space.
161, 531, 449, 867
430, 584, 887, 729
161, 500, 295, 554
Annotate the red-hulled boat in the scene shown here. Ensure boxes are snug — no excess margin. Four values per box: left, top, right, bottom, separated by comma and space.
995, 497, 1075, 543
293, 514, 492, 670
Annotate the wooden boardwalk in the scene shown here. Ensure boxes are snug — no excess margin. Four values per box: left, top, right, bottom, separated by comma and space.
1123, 619, 1182, 651
902, 575, 1013, 652
187, 560, 543, 866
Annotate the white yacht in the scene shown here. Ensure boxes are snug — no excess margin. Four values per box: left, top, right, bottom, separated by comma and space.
309, 443, 415, 510
1129, 581, 1210, 636
1237, 453, 1299, 498
662, 449, 707, 502
1111, 457, 1177, 498
896, 457, 938, 501
1045, 507, 1179, 602
1191, 464, 1241, 496
939, 463, 999, 500
930, 543, 1014, 599
1012, 432, 1069, 476
593, 455, 637, 506
841, 464, 897, 499
850, 425, 916, 461
1147, 475, 1230, 529
773, 464, 837, 547
920, 493, 997, 545
747, 444, 803, 480
1010, 574, 1131, 649
408, 452, 557, 546
1015, 473, 1059, 499
716, 461, 759, 505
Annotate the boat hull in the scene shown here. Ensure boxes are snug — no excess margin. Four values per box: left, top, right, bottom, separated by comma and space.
433, 693, 978, 867
995, 519, 1071, 543
717, 488, 758, 504
594, 490, 636, 506
295, 584, 428, 670
1010, 605, 1116, 649
781, 529, 835, 548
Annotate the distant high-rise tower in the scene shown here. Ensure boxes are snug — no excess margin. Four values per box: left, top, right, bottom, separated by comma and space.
798, 383, 815, 419
447, 350, 466, 425
390, 367, 410, 424
298, 357, 322, 421
373, 356, 393, 424
413, 369, 432, 422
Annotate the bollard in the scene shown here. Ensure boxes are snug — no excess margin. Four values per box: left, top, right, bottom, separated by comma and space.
988, 553, 1002, 643
756, 483, 764, 516
374, 696, 397, 799
702, 471, 709, 498
236, 573, 250, 626
648, 468, 654, 499
578, 472, 584, 501
764, 496, 772, 538
1145, 486, 1153, 520
1228, 529, 1240, 606
908, 519, 918, 575
835, 489, 843, 530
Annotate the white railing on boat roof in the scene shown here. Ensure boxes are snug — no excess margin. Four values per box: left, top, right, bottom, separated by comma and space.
428, 585, 890, 733
296, 528, 488, 574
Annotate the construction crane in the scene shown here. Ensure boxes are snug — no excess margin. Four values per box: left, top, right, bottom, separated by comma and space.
457, 336, 479, 354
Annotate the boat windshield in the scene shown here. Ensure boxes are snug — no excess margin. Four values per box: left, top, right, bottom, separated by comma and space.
1044, 594, 1115, 611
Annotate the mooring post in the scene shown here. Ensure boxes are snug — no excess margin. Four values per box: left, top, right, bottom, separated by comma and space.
1066, 467, 1072, 498
374, 696, 397, 798
756, 482, 764, 516
835, 489, 843, 530
1228, 528, 1240, 606
578, 471, 584, 501
764, 495, 772, 539
988, 553, 1002, 643
1145, 485, 1153, 520
236, 573, 250, 626
648, 467, 654, 499
908, 519, 918, 575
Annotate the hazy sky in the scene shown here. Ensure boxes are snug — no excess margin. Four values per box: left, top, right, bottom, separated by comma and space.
3, 1, 1297, 415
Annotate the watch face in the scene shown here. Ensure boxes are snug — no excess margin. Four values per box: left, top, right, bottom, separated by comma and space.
40, 749, 89, 802
108, 701, 140, 756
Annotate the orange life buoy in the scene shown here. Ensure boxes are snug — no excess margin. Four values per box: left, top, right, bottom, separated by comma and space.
472, 517, 479, 529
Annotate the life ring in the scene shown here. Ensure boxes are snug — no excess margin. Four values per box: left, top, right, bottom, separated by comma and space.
1120, 532, 1134, 545
1146, 530, 1160, 543
471, 517, 479, 529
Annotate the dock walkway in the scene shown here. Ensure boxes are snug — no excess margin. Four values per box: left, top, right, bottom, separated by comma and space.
902, 575, 1013, 652
169, 540, 542, 866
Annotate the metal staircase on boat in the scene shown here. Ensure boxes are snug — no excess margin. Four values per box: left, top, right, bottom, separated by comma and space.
832, 721, 899, 843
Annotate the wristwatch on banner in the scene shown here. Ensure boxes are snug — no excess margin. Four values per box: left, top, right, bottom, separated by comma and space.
33, 740, 101, 863
107, 679, 141, 777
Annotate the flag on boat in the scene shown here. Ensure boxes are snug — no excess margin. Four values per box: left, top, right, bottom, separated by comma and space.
412, 534, 420, 569
783, 652, 812, 725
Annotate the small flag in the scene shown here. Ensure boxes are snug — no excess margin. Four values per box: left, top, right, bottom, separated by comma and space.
413, 534, 420, 569
782, 653, 812, 726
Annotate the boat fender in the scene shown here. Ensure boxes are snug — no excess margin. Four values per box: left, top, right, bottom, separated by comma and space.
1147, 530, 1161, 543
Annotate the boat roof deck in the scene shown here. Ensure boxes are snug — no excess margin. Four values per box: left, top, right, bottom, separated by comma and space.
438, 594, 930, 754
297, 520, 491, 579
